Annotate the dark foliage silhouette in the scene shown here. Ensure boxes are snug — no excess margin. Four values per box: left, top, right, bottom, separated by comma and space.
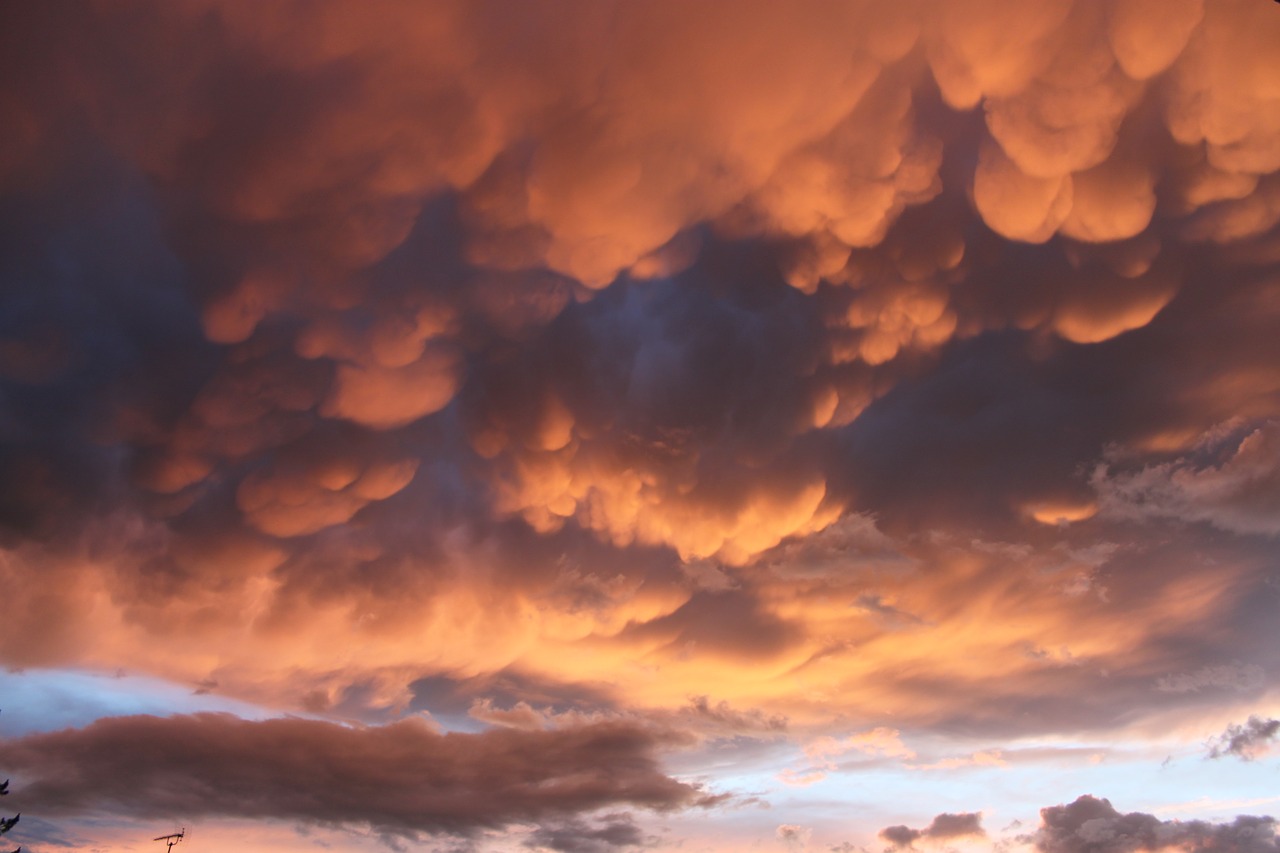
0, 777, 18, 853
2, 708, 20, 853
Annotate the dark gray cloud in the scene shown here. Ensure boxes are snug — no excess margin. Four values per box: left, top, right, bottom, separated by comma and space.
1158, 663, 1267, 695
0, 0, 1279, 802
617, 589, 805, 661
879, 811, 984, 849
523, 813, 652, 853
1208, 716, 1280, 762
685, 695, 788, 735
1033, 795, 1280, 853
409, 669, 620, 720
0, 713, 717, 839
879, 824, 921, 849
1095, 421, 1280, 536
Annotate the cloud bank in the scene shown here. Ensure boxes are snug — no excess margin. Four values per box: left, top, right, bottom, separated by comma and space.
2, 713, 713, 839
1, 0, 1280, 848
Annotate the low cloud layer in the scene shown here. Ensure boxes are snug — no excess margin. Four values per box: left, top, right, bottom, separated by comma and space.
523, 814, 652, 853
880, 811, 985, 849
1, 713, 713, 839
1033, 795, 1280, 853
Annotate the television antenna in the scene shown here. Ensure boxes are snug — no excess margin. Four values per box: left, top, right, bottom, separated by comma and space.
153, 829, 185, 853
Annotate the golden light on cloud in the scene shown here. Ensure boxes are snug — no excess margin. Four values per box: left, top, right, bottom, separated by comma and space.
1026, 501, 1099, 526
1, 1, 1279, 851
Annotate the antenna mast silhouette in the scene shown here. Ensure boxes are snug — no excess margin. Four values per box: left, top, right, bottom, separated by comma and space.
153, 829, 185, 853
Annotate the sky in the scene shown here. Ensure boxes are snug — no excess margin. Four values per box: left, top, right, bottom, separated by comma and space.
1, 1, 1280, 851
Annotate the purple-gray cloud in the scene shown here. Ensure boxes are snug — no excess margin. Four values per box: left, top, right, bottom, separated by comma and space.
0, 713, 716, 839
1034, 795, 1280, 853
879, 811, 984, 849
1209, 717, 1280, 762
523, 814, 653, 853
1094, 422, 1280, 537
0, 4, 1279, 839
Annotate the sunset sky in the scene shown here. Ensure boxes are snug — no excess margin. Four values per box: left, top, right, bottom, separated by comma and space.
2, 1, 1280, 851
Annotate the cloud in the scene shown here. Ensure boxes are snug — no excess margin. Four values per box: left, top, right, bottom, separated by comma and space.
1208, 716, 1280, 762
921, 812, 985, 839
1033, 795, 1280, 852
1, 0, 1280, 806
818, 729, 917, 762
879, 811, 984, 849
468, 270, 846, 565
910, 750, 1007, 772
781, 728, 918, 786
685, 695, 788, 736
523, 813, 653, 853
1, 713, 716, 839
1094, 421, 1280, 536
779, 823, 813, 851
1157, 663, 1266, 695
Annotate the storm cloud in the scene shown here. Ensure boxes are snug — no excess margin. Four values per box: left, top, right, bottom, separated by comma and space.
1, 0, 1279, 850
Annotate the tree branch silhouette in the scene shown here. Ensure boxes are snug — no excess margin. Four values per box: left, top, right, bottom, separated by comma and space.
1, 709, 20, 853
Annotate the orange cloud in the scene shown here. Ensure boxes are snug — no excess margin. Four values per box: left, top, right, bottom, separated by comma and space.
1, 12, 1280, 846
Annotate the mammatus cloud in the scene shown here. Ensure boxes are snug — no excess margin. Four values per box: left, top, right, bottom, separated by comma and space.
1, 714, 718, 839
1, 1, 1280, 848
1208, 717, 1280, 762
879, 812, 984, 849
1032, 795, 1280, 852
1, 0, 1277, 584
